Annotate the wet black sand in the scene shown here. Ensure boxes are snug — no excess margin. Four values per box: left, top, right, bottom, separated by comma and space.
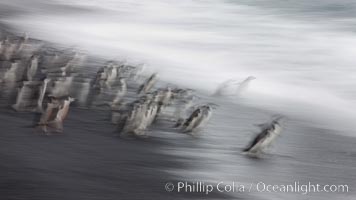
0, 106, 235, 200
1, 97, 356, 200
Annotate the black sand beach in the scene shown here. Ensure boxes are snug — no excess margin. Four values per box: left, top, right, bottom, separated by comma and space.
1, 1, 356, 200
1, 97, 356, 200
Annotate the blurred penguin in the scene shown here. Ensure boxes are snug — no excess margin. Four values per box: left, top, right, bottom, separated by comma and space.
236, 76, 256, 95
36, 78, 51, 112
181, 104, 214, 134
76, 78, 91, 107
243, 116, 283, 155
213, 79, 239, 96
111, 78, 127, 109
37, 97, 61, 133
105, 63, 119, 89
137, 73, 158, 94
50, 76, 74, 97
12, 81, 39, 111
46, 97, 75, 133
26, 55, 39, 81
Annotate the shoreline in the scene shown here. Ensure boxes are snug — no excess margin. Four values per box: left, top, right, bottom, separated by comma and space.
1, 16, 356, 200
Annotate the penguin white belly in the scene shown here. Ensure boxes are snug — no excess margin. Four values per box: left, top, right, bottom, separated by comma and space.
37, 79, 50, 111
144, 79, 156, 93
194, 110, 212, 130
184, 113, 202, 132
147, 105, 158, 125
27, 59, 38, 81
262, 125, 282, 147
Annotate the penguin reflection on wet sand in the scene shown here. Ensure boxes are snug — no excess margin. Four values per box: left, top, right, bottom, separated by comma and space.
243, 116, 283, 156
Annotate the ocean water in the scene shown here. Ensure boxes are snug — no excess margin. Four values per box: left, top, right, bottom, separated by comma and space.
2, 0, 356, 130
1, 0, 356, 199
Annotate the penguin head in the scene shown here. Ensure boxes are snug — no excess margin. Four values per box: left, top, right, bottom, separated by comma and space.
271, 114, 284, 123
247, 76, 256, 81
206, 102, 219, 109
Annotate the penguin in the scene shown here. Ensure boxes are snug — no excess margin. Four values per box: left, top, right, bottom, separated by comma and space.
133, 100, 151, 135
105, 63, 119, 89
111, 78, 127, 109
145, 101, 158, 127
137, 73, 158, 94
12, 81, 39, 111
243, 117, 283, 155
213, 79, 239, 96
3, 38, 17, 60
3, 61, 20, 83
132, 63, 146, 81
61, 52, 85, 76
93, 65, 110, 90
50, 76, 74, 97
37, 99, 60, 133
182, 105, 213, 133
173, 95, 196, 127
122, 103, 143, 135
155, 87, 173, 117
1, 61, 22, 98
16, 32, 30, 55
26, 55, 39, 81
46, 97, 75, 132
121, 97, 157, 137
135, 102, 152, 135
36, 78, 51, 112
76, 78, 91, 107
236, 76, 256, 95
161, 87, 173, 106
0, 39, 4, 56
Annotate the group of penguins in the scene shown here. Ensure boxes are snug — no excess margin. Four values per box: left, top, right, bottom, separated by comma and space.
0, 32, 284, 156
